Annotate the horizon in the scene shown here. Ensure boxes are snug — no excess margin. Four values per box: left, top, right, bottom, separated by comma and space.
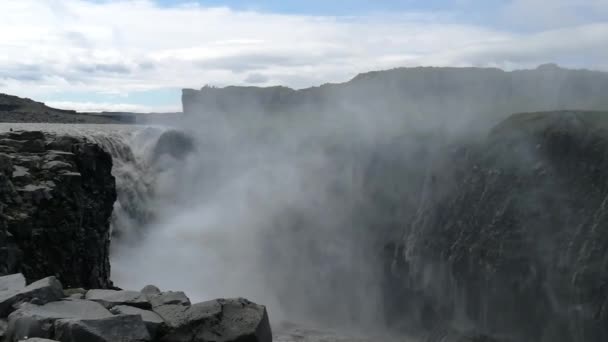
0, 0, 607, 112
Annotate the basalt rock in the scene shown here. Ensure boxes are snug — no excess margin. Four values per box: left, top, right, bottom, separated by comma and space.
0, 130, 116, 289
387, 111, 608, 341
0, 273, 271, 342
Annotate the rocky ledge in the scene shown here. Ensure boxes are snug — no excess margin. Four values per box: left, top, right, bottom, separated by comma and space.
0, 130, 116, 289
0, 273, 271, 342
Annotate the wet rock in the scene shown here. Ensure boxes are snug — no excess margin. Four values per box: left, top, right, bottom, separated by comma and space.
24, 338, 60, 342
110, 305, 164, 337
152, 130, 194, 161
85, 290, 150, 309
148, 291, 190, 308
6, 300, 112, 341
156, 298, 271, 342
54, 314, 151, 342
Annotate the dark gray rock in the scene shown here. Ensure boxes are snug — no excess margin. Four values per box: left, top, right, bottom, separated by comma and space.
18, 277, 64, 304
54, 314, 150, 342
85, 289, 150, 309
148, 291, 190, 308
0, 131, 116, 289
0, 319, 7, 339
110, 305, 164, 337
6, 300, 112, 341
156, 298, 271, 342
24, 338, 60, 342
0, 276, 63, 317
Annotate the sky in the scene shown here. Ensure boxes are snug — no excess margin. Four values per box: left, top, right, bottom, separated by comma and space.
0, 0, 607, 112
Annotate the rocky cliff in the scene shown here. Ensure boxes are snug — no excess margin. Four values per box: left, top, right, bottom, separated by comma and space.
0, 130, 116, 289
383, 111, 608, 341
182, 65, 608, 133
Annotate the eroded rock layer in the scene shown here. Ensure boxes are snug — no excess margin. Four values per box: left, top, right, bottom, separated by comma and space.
0, 130, 116, 289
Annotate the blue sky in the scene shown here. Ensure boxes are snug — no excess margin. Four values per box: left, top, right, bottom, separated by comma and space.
0, 0, 606, 112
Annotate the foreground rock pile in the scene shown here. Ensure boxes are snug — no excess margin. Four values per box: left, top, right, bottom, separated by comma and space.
0, 130, 116, 289
0, 273, 271, 342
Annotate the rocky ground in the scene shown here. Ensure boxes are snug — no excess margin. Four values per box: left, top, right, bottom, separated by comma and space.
0, 273, 271, 342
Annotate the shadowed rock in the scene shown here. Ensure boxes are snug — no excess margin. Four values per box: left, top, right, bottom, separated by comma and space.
54, 314, 151, 342
6, 300, 112, 341
85, 289, 150, 309
111, 305, 164, 338
0, 276, 63, 317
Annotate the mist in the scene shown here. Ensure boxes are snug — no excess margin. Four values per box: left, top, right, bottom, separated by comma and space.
108, 65, 608, 341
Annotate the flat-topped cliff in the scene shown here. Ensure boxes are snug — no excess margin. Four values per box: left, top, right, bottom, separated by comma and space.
182, 65, 608, 132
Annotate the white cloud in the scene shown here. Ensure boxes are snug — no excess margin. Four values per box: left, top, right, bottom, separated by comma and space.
501, 0, 608, 29
0, 0, 606, 111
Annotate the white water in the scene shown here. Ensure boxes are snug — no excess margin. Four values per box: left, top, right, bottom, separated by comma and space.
0, 123, 409, 342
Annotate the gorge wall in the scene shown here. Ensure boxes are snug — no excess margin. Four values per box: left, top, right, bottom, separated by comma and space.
0, 130, 116, 289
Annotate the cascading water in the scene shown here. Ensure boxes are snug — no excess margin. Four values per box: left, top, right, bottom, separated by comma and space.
55, 115, 412, 341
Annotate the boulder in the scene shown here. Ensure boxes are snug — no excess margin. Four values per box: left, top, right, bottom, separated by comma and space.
5, 300, 111, 341
156, 298, 271, 342
148, 291, 190, 308
141, 285, 161, 296
18, 277, 64, 304
85, 289, 150, 309
110, 305, 164, 337
0, 276, 63, 317
0, 273, 25, 292
54, 314, 150, 342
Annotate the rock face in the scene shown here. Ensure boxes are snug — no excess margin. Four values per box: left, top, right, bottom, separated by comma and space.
0, 130, 116, 289
385, 111, 608, 341
0, 273, 271, 342
182, 65, 608, 133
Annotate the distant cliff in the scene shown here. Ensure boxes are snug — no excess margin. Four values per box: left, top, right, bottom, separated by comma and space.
182, 64, 608, 132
